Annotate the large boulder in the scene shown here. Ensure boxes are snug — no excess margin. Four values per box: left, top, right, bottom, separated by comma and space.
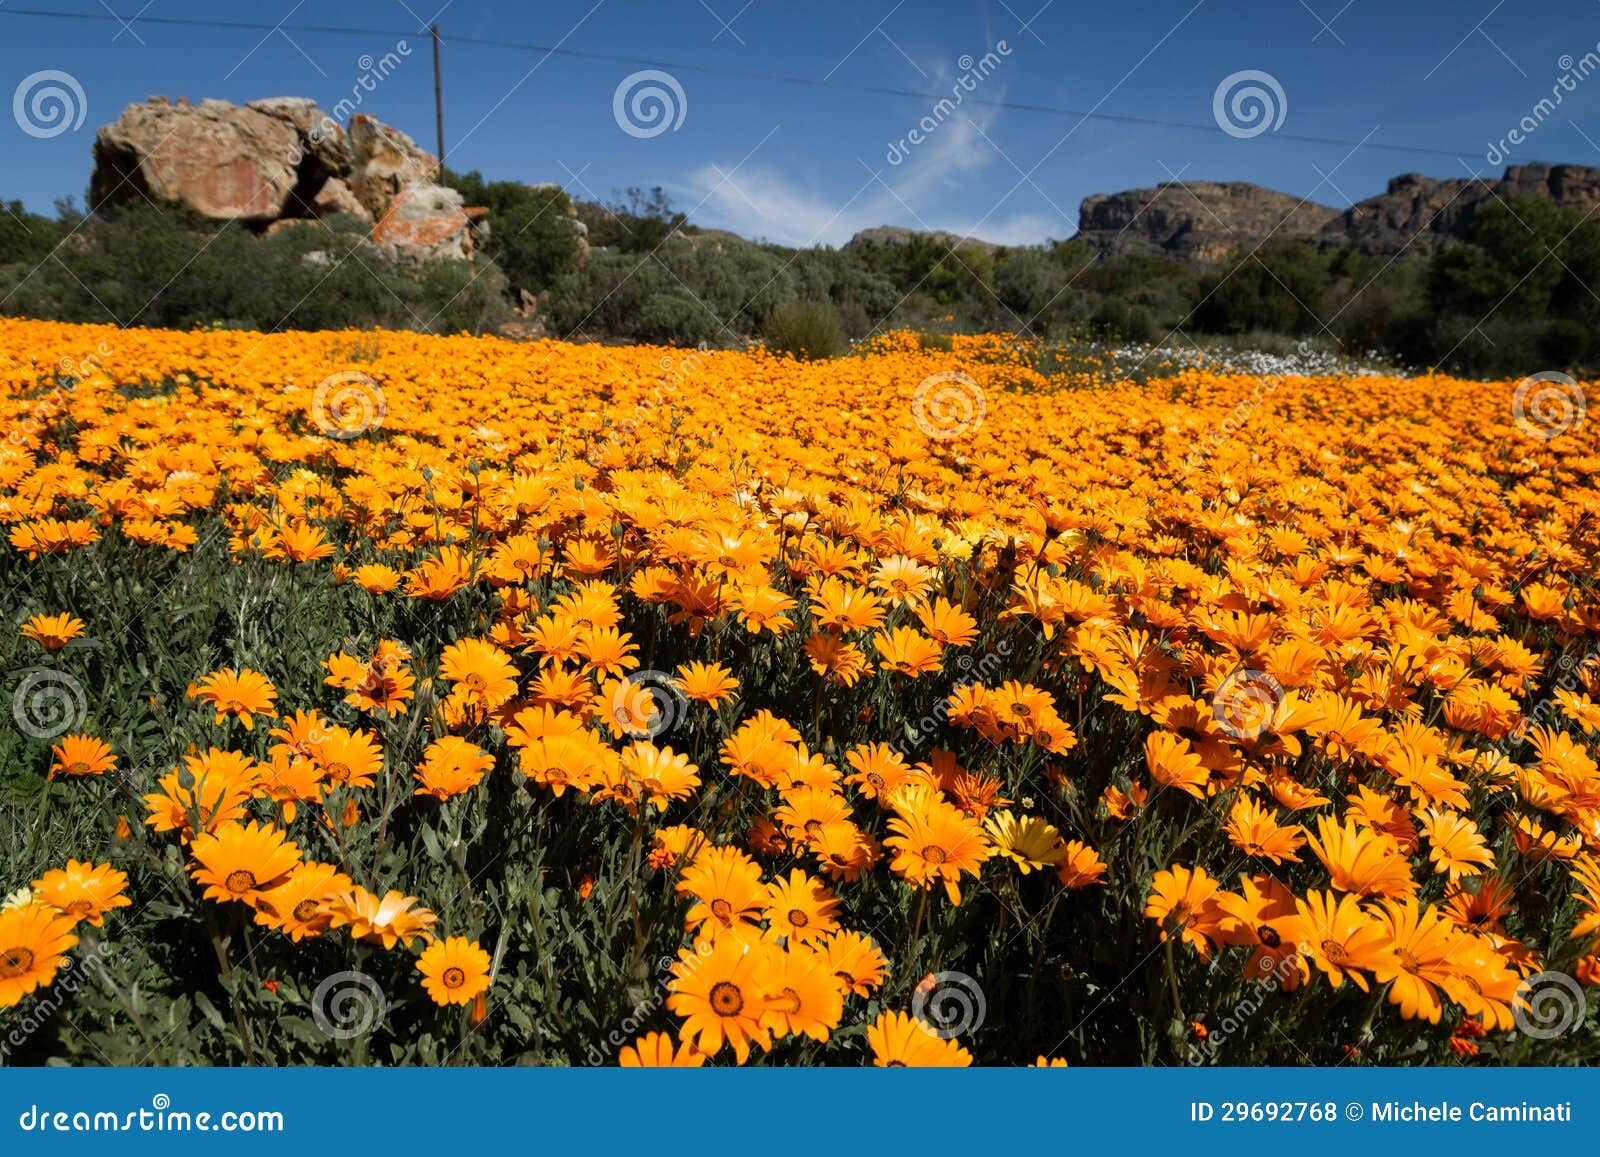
347, 114, 439, 219
246, 96, 349, 176
1076, 182, 1338, 260
310, 177, 370, 221
89, 96, 441, 230
369, 183, 473, 263
90, 97, 316, 223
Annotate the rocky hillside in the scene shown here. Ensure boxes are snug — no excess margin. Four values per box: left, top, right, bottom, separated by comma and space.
1323, 164, 1600, 254
1075, 182, 1336, 260
1075, 162, 1600, 258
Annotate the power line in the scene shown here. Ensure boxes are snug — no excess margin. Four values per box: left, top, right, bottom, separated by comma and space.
2, 5, 1488, 160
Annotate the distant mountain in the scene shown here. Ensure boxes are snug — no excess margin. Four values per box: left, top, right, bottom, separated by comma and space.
1074, 163, 1600, 259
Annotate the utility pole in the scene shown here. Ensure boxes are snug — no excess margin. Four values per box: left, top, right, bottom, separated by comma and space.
431, 24, 445, 176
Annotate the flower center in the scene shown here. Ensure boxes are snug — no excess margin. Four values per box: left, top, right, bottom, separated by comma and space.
325, 761, 350, 780
709, 980, 744, 1017
292, 899, 321, 921
1257, 925, 1281, 948
922, 845, 948, 865
442, 967, 467, 989
225, 869, 258, 894
788, 909, 809, 928
1320, 937, 1348, 964
709, 898, 733, 924
0, 947, 35, 978
66, 900, 93, 917
69, 761, 90, 774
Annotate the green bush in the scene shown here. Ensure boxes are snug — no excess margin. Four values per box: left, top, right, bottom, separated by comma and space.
762, 299, 847, 360
445, 170, 583, 296
0, 204, 508, 334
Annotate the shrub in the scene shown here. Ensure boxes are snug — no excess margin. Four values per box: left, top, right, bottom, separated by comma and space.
762, 299, 847, 360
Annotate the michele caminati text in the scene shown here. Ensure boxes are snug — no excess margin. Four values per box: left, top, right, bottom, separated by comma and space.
1369, 1100, 1572, 1123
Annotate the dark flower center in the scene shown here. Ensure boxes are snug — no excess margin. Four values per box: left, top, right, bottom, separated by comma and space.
0, 947, 36, 978
709, 980, 744, 1016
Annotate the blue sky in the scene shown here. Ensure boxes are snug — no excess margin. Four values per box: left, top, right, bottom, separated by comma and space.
7, 0, 1600, 246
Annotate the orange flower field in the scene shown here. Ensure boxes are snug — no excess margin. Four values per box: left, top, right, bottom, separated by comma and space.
1, 316, 1597, 1065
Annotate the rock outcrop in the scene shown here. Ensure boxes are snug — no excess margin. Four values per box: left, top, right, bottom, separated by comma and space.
1322, 163, 1600, 254
370, 184, 474, 264
90, 97, 311, 223
1076, 182, 1338, 260
844, 225, 1000, 254
90, 96, 470, 261
1074, 164, 1600, 259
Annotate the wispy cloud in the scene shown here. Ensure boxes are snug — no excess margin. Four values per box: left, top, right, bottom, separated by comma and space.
682, 100, 1071, 247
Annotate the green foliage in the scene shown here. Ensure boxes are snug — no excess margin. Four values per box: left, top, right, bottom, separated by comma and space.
0, 204, 507, 334
444, 170, 583, 295
0, 200, 65, 267
574, 186, 686, 254
762, 299, 848, 360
